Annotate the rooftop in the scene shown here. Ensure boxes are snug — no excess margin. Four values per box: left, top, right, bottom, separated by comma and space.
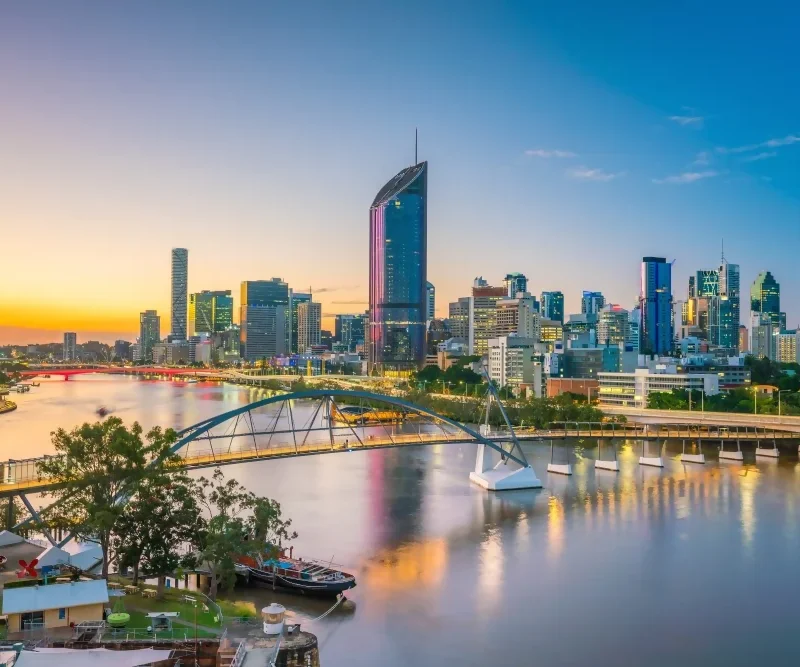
2, 579, 109, 614
370, 162, 426, 209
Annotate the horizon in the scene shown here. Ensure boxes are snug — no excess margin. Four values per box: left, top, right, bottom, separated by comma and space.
1, 2, 799, 345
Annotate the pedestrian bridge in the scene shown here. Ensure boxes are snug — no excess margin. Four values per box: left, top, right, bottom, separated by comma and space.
1, 390, 798, 499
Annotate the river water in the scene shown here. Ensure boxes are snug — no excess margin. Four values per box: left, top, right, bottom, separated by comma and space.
3, 376, 800, 666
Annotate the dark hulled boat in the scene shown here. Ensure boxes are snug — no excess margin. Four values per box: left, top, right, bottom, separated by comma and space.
236, 553, 356, 596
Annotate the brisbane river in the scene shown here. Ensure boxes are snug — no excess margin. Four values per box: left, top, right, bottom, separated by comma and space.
3, 376, 800, 666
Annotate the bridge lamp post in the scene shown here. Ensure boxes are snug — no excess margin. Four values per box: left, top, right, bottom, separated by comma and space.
777, 389, 789, 417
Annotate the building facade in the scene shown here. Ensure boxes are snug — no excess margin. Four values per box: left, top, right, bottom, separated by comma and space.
170, 248, 188, 340
139, 310, 161, 363
488, 335, 539, 393
297, 301, 322, 353
597, 305, 629, 347
716, 260, 740, 351
640, 256, 673, 355
750, 313, 774, 360
494, 294, 540, 339
581, 291, 605, 315
426, 282, 435, 323
468, 281, 506, 356
598, 368, 720, 408
540, 291, 564, 324
289, 291, 311, 354
335, 314, 366, 352
368, 161, 427, 374
448, 297, 470, 339
775, 331, 798, 363
503, 273, 528, 298
240, 279, 290, 361
751, 271, 785, 330
63, 332, 77, 362
189, 290, 233, 336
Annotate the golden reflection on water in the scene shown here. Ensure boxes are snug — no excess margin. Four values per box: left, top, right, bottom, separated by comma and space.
547, 495, 564, 561
478, 526, 504, 608
362, 539, 448, 597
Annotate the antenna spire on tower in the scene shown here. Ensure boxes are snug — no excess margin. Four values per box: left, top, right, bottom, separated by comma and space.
721, 238, 725, 263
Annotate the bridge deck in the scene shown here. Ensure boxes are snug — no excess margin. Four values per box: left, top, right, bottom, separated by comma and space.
1, 426, 795, 497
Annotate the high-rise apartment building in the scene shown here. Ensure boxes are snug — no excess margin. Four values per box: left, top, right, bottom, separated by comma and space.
495, 294, 540, 340
581, 291, 605, 315
368, 161, 427, 374
297, 301, 322, 353
170, 248, 188, 340
425, 282, 435, 323
63, 332, 77, 362
139, 310, 161, 363
468, 280, 507, 356
640, 257, 673, 355
775, 331, 798, 363
189, 290, 233, 336
289, 291, 311, 354
503, 273, 528, 298
597, 305, 629, 347
448, 298, 470, 340
540, 291, 564, 324
751, 271, 785, 330
240, 279, 289, 361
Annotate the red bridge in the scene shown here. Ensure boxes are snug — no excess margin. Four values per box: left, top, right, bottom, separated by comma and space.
19, 367, 208, 380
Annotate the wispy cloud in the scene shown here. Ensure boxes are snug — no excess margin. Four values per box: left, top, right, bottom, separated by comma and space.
741, 151, 778, 163
568, 166, 624, 182
692, 151, 711, 166
669, 115, 704, 127
652, 170, 719, 184
525, 149, 576, 158
717, 134, 800, 154
312, 285, 359, 293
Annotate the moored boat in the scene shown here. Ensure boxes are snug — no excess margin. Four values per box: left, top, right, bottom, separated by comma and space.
236, 552, 356, 596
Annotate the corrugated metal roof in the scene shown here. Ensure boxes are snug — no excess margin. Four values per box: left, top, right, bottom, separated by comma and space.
2, 580, 109, 614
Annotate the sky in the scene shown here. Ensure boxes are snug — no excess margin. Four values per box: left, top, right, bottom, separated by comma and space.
1, 1, 799, 345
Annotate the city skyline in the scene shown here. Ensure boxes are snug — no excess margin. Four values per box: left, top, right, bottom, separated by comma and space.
1, 2, 799, 344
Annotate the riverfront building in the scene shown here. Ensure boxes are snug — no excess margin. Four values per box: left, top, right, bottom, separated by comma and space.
368, 161, 427, 374
598, 366, 719, 408
171, 248, 188, 340
240, 279, 290, 361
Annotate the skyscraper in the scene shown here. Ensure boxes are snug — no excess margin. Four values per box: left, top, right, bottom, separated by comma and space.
716, 259, 740, 351
170, 248, 188, 340
540, 291, 564, 324
139, 310, 161, 363
581, 291, 605, 315
63, 332, 77, 362
503, 273, 528, 298
289, 290, 311, 353
297, 301, 322, 353
368, 161, 427, 374
240, 279, 289, 361
639, 257, 673, 355
335, 314, 366, 352
751, 271, 785, 330
468, 280, 506, 356
189, 290, 233, 336
597, 305, 629, 347
448, 297, 470, 339
425, 282, 436, 323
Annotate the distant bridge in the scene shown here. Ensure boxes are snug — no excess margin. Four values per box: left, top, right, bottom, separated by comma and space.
601, 405, 800, 434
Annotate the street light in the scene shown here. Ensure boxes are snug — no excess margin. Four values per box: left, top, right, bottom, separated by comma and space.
777, 389, 790, 417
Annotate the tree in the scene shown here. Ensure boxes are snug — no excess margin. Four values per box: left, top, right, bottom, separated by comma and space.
194, 469, 296, 600
38, 418, 177, 577
113, 466, 202, 597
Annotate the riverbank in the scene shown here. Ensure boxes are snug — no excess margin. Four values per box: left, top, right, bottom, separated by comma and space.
0, 400, 17, 415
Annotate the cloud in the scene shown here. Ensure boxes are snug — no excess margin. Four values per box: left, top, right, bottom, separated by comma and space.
692, 151, 711, 166
717, 134, 800, 154
568, 166, 624, 182
525, 149, 576, 158
652, 170, 719, 184
669, 115, 704, 127
311, 285, 359, 293
741, 151, 778, 162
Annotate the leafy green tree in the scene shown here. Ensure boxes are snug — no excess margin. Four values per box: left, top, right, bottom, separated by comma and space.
38, 418, 177, 577
194, 469, 296, 600
114, 468, 202, 597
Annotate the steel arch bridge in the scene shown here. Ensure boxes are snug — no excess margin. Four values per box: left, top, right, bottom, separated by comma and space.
170, 389, 529, 468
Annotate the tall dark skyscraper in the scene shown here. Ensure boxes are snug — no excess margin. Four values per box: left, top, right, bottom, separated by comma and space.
368, 161, 427, 374
540, 291, 564, 324
639, 256, 673, 355
240, 279, 289, 360
171, 248, 188, 340
716, 259, 740, 351
751, 271, 785, 330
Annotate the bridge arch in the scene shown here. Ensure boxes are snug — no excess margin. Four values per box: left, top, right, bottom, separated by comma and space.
171, 389, 528, 467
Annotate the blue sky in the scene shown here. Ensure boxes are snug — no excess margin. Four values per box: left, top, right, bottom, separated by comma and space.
1, 1, 798, 342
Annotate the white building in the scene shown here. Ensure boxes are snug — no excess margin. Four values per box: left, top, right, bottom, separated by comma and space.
488, 336, 540, 394
597, 305, 629, 347
598, 366, 720, 408
749, 313, 774, 360
297, 301, 322, 354
775, 330, 798, 363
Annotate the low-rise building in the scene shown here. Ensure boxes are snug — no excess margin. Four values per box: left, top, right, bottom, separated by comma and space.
547, 377, 599, 399
2, 579, 108, 634
598, 367, 720, 408
563, 346, 620, 379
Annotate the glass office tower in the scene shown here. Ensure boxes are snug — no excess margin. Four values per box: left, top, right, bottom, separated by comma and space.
639, 257, 673, 355
368, 161, 427, 374
751, 271, 785, 330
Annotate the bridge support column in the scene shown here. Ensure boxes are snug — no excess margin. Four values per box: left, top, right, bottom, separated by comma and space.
680, 438, 705, 464
547, 439, 572, 476
755, 439, 779, 459
719, 438, 743, 461
639, 439, 664, 468
469, 427, 542, 491
595, 438, 619, 471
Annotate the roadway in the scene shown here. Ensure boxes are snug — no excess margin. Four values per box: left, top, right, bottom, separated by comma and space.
601, 405, 800, 434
